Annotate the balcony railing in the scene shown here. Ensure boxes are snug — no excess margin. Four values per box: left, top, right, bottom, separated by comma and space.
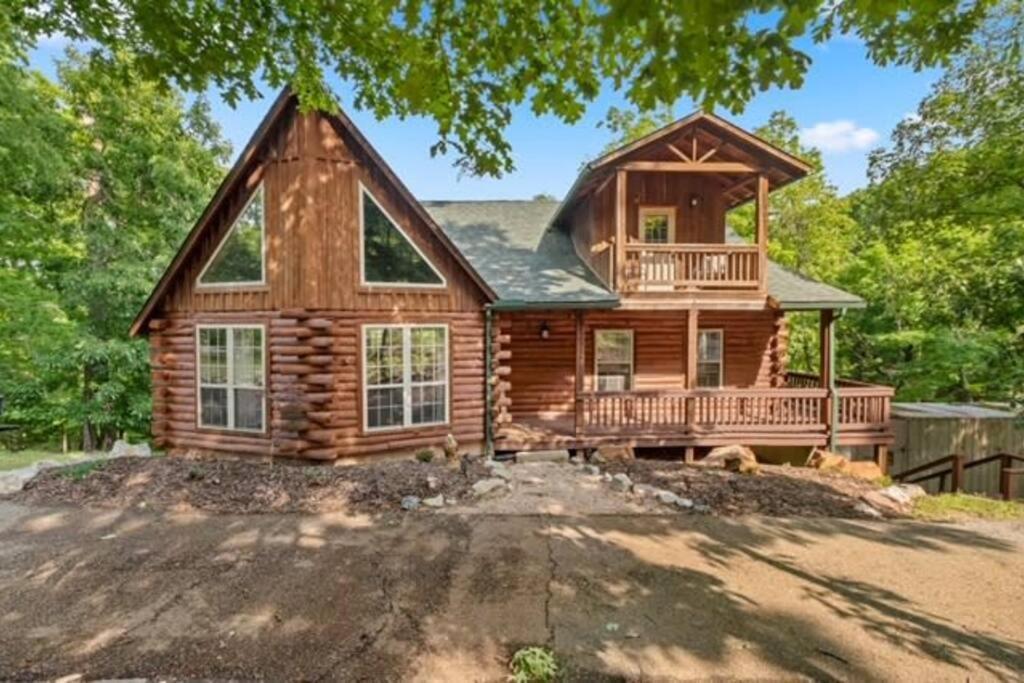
575, 382, 892, 438
621, 243, 761, 293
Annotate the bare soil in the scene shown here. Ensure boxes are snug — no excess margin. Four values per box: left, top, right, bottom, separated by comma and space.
604, 459, 888, 518
11, 455, 488, 514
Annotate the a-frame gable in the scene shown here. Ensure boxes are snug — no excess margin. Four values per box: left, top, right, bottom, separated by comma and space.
130, 89, 495, 336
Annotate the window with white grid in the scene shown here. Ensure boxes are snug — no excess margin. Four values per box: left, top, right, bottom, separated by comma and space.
197, 325, 265, 431
364, 325, 448, 430
697, 329, 724, 388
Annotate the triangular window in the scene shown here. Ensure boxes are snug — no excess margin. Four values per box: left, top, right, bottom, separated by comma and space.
361, 185, 445, 286
199, 184, 265, 285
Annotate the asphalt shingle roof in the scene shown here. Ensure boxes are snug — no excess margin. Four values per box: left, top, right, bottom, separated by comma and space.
424, 199, 864, 310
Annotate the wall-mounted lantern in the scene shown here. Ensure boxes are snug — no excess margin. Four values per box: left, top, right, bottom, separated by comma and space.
539, 321, 550, 340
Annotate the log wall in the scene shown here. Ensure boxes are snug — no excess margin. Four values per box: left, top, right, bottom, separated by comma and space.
505, 309, 787, 423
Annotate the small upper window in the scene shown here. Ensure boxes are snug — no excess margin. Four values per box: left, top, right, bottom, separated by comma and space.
639, 207, 675, 244
697, 330, 724, 388
595, 330, 634, 392
361, 185, 444, 286
199, 184, 265, 286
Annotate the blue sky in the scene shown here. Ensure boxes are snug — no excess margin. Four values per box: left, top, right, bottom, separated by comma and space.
30, 34, 938, 199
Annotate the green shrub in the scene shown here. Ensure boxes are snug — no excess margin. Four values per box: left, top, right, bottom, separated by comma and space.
415, 448, 435, 463
509, 646, 559, 683
59, 460, 106, 481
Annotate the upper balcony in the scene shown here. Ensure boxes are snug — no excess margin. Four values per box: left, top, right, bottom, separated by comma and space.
556, 112, 812, 303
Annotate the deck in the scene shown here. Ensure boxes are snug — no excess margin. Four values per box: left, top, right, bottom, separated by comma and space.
496, 374, 893, 452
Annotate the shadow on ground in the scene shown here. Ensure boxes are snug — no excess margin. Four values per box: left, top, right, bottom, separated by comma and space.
0, 501, 1021, 681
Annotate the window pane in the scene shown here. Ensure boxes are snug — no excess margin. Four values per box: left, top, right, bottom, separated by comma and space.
366, 327, 403, 386
410, 327, 446, 382
642, 213, 670, 243
201, 185, 264, 283
367, 387, 404, 428
596, 331, 632, 363
363, 191, 443, 284
698, 331, 722, 362
232, 328, 264, 386
697, 362, 721, 388
200, 387, 228, 426
199, 328, 228, 384
411, 384, 446, 424
234, 388, 264, 430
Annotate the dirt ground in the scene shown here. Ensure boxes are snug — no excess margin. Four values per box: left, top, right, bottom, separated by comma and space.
1, 461, 1023, 681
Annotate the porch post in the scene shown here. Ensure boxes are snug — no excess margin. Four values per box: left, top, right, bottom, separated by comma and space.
819, 309, 837, 450
686, 308, 699, 390
615, 169, 627, 291
574, 310, 585, 437
755, 174, 769, 292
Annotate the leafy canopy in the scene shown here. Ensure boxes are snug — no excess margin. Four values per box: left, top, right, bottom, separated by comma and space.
5, 0, 997, 176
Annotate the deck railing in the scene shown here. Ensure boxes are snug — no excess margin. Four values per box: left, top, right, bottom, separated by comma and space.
621, 243, 761, 293
576, 382, 892, 437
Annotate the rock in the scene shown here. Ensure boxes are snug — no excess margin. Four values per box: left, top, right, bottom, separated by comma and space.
610, 473, 632, 492
897, 483, 927, 500
426, 475, 440, 491
595, 445, 635, 462
877, 484, 922, 506
400, 495, 421, 511
583, 465, 601, 476
515, 449, 569, 464
656, 490, 680, 505
589, 451, 606, 464
569, 454, 584, 465
674, 497, 695, 510
605, 622, 620, 632
860, 490, 906, 517
0, 471, 30, 495
472, 478, 508, 498
854, 501, 884, 519
602, 472, 613, 482
490, 465, 513, 481
109, 439, 152, 459
423, 495, 445, 508
693, 503, 711, 514
704, 445, 760, 474
806, 448, 883, 480
631, 483, 658, 498
443, 434, 459, 465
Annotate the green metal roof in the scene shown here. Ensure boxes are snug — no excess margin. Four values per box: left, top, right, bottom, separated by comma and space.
423, 199, 864, 310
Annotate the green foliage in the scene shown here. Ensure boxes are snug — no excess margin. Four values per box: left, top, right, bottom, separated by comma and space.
6, 1, 997, 176
59, 459, 106, 481
509, 646, 560, 683
415, 448, 435, 463
0, 48, 229, 450
913, 493, 1024, 521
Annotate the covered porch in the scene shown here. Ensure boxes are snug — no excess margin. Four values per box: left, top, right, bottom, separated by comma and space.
489, 307, 893, 466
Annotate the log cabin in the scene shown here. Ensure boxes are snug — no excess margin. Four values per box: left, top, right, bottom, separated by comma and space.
130, 89, 893, 468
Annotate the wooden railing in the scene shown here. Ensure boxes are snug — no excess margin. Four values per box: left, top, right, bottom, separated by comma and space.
578, 387, 828, 433
893, 453, 1024, 500
621, 243, 761, 292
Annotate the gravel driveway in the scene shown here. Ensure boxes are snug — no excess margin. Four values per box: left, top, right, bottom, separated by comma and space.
1, 490, 1022, 681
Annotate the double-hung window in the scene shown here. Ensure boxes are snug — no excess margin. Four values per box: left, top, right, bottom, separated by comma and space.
697, 329, 724, 388
594, 330, 634, 392
197, 325, 265, 431
364, 325, 448, 430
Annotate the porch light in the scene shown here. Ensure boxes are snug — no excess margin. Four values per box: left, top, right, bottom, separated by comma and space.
539, 321, 550, 340
689, 193, 701, 208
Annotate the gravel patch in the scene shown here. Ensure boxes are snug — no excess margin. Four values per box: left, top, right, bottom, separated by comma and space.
8, 455, 488, 515
602, 460, 890, 518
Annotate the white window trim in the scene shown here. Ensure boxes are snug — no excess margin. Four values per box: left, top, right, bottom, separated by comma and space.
195, 323, 267, 434
362, 323, 450, 432
697, 328, 724, 388
358, 182, 448, 289
638, 205, 677, 243
593, 329, 634, 393
196, 182, 268, 289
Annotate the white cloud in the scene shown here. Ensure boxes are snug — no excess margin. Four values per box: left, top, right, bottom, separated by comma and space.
799, 120, 880, 153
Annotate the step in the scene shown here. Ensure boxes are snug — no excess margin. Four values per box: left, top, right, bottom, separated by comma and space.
514, 449, 571, 464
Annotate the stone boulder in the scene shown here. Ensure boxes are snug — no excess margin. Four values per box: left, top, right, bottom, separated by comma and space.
860, 489, 907, 517
109, 439, 152, 459
471, 478, 508, 498
703, 445, 760, 474
806, 448, 883, 481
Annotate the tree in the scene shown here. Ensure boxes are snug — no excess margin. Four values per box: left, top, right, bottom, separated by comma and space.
0, 48, 229, 449
4, 0, 997, 176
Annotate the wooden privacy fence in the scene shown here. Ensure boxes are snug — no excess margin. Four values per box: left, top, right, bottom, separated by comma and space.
893, 453, 1024, 501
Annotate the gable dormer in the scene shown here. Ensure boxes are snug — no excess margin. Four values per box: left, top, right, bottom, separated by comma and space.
559, 112, 811, 302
